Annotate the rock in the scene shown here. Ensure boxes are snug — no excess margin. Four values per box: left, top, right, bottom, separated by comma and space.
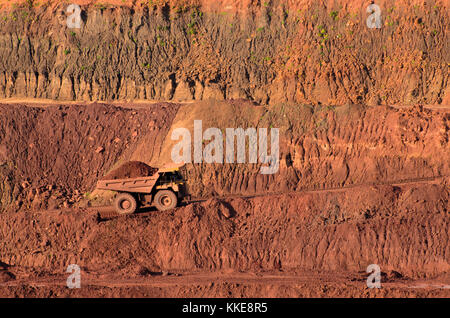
95, 146, 104, 153
202, 84, 225, 100
173, 81, 194, 101
58, 77, 74, 100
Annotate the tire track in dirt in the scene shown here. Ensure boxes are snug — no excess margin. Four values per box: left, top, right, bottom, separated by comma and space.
96, 174, 448, 221
1, 270, 449, 298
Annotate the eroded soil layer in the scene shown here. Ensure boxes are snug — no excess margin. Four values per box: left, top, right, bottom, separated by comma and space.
0, 0, 448, 105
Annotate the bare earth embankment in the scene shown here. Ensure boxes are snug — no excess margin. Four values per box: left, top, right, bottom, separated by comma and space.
0, 0, 449, 298
0, 101, 448, 297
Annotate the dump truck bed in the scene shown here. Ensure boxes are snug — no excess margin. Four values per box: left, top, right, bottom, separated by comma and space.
96, 173, 160, 194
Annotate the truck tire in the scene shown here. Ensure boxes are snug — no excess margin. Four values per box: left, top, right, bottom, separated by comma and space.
114, 193, 137, 215
154, 190, 177, 211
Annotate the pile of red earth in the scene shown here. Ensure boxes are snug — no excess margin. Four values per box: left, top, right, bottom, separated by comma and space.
0, 102, 180, 212
101, 161, 158, 180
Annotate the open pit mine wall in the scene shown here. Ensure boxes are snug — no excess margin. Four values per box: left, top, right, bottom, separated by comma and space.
0, 0, 448, 106
0, 101, 449, 212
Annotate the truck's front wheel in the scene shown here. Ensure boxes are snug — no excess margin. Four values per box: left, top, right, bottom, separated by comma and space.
114, 193, 137, 215
154, 190, 177, 211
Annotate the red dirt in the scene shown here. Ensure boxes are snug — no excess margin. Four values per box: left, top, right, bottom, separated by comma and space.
101, 161, 158, 180
0, 178, 449, 297
0, 102, 180, 211
0, 1, 448, 298
0, 100, 449, 297
0, 1, 448, 106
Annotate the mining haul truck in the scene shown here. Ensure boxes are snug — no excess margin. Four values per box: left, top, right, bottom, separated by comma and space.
96, 166, 186, 214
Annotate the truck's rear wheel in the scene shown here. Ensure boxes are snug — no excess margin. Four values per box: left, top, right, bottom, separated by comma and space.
154, 190, 177, 211
114, 193, 137, 215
